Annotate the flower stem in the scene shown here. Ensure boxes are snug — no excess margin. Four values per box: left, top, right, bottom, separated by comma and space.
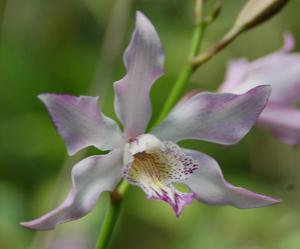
153, 9, 206, 126
95, 181, 129, 249
191, 25, 241, 67
95, 196, 122, 249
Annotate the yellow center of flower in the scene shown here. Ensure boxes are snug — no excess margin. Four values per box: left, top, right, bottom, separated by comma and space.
128, 151, 171, 195
123, 135, 198, 216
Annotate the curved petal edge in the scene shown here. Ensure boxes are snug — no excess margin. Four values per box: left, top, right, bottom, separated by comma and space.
114, 11, 164, 138
182, 149, 281, 209
39, 94, 124, 155
153, 85, 271, 145
20, 150, 123, 230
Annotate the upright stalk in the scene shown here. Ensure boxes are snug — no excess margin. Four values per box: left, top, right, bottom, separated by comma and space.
95, 181, 129, 249
153, 20, 205, 126
0, 0, 7, 38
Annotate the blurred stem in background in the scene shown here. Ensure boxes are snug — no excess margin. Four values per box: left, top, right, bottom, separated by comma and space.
29, 0, 134, 248
0, 0, 7, 42
191, 0, 289, 68
87, 0, 134, 103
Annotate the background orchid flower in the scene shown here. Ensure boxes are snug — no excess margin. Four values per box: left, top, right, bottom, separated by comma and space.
220, 33, 300, 145
21, 11, 280, 231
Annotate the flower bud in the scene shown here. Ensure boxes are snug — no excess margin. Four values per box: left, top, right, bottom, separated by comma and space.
234, 0, 289, 31
191, 0, 290, 66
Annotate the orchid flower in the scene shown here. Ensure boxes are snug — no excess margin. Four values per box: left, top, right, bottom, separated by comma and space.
21, 12, 280, 231
220, 33, 300, 145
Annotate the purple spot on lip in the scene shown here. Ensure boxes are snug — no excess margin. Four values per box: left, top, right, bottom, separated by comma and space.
148, 190, 195, 217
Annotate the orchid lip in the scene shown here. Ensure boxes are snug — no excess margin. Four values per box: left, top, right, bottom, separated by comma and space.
123, 134, 198, 216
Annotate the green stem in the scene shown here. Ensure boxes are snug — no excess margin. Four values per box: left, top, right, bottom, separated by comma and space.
191, 25, 241, 67
95, 196, 122, 249
153, 21, 205, 127
95, 181, 129, 249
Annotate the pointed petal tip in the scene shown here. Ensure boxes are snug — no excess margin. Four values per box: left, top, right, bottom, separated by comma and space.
37, 93, 123, 154
236, 84, 272, 139
37, 93, 66, 104
66, 147, 76, 156
282, 32, 295, 52
20, 151, 123, 231
183, 149, 282, 210
173, 193, 195, 217
227, 186, 282, 209
242, 195, 282, 209
260, 196, 282, 206
37, 93, 79, 156
20, 221, 30, 229
37, 93, 49, 102
20, 220, 55, 231
174, 210, 181, 218
135, 11, 151, 28
271, 197, 282, 205
135, 11, 151, 25
136, 10, 145, 18
251, 84, 272, 96
37, 93, 99, 102
253, 84, 272, 105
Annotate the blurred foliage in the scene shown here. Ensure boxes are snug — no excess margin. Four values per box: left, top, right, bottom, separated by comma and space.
0, 0, 300, 249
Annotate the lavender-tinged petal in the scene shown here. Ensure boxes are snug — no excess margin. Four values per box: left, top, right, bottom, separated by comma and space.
279, 32, 295, 52
247, 48, 300, 104
219, 59, 250, 93
220, 33, 300, 105
258, 103, 300, 145
153, 86, 271, 145
39, 94, 124, 155
231, 56, 300, 104
183, 149, 281, 208
147, 189, 194, 217
20, 150, 123, 230
114, 11, 164, 138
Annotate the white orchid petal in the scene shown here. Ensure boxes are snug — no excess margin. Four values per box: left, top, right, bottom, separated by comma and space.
221, 33, 300, 104
114, 11, 164, 138
39, 94, 124, 155
21, 150, 123, 230
183, 149, 281, 208
153, 86, 270, 145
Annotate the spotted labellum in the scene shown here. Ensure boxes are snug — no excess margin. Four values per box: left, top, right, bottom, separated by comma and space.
21, 12, 280, 231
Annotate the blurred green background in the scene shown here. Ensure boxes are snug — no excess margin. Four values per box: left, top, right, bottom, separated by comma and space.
1, 0, 300, 249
